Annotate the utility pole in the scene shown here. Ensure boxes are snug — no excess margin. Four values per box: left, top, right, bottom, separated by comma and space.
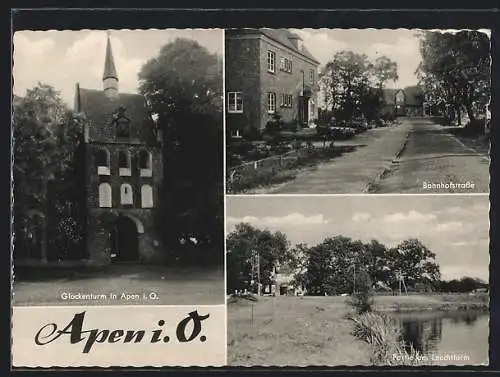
250, 249, 261, 295
353, 265, 356, 295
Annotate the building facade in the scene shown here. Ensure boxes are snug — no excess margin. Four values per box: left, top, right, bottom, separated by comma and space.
382, 86, 425, 117
225, 29, 320, 138
74, 35, 164, 265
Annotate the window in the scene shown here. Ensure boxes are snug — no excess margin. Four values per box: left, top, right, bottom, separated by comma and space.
141, 185, 154, 208
231, 129, 242, 138
98, 183, 112, 208
280, 94, 293, 108
268, 92, 276, 113
280, 57, 292, 73
267, 51, 276, 73
227, 92, 243, 113
309, 69, 315, 84
139, 150, 153, 177
118, 151, 131, 176
96, 148, 110, 175
120, 183, 133, 205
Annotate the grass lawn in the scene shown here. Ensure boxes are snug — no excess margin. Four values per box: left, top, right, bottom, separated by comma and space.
371, 293, 489, 312
227, 293, 489, 366
13, 264, 224, 306
228, 296, 371, 366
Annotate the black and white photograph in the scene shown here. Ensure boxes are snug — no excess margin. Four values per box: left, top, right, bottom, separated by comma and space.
12, 29, 224, 306
225, 28, 490, 195
226, 195, 489, 366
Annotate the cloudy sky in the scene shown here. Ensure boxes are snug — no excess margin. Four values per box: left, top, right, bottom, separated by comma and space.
292, 28, 491, 90
13, 29, 223, 106
227, 195, 490, 281
291, 28, 422, 89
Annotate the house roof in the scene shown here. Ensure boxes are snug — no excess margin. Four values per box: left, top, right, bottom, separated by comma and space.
260, 29, 319, 65
75, 87, 148, 126
403, 85, 424, 106
227, 28, 320, 65
382, 88, 397, 104
74, 86, 156, 143
381, 86, 424, 106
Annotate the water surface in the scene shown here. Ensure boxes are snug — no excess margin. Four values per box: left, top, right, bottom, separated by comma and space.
393, 309, 489, 365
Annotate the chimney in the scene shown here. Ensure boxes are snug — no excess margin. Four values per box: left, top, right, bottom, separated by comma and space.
288, 32, 303, 52
102, 33, 119, 99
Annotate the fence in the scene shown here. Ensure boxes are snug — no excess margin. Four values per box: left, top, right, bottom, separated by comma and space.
228, 146, 324, 182
226, 145, 343, 193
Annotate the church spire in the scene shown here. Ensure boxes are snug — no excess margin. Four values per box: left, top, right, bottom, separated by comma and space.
103, 31, 119, 98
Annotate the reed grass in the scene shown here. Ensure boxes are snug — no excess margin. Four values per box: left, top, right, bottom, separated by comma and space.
350, 312, 433, 366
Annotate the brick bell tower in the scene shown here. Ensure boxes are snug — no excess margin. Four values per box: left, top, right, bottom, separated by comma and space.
75, 32, 164, 265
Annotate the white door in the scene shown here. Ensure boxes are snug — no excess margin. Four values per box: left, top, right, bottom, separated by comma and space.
308, 99, 314, 125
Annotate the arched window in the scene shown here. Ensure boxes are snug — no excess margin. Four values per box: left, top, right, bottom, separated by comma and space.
120, 183, 133, 205
118, 151, 131, 176
98, 183, 112, 208
139, 150, 153, 177
141, 185, 154, 208
96, 148, 110, 175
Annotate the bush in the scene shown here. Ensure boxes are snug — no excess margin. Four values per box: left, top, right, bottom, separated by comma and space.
463, 119, 486, 135
350, 291, 374, 314
348, 270, 374, 314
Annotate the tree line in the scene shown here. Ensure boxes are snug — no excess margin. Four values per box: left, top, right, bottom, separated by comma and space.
227, 223, 487, 295
13, 38, 223, 266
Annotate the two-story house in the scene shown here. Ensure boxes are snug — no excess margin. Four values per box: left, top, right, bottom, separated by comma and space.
225, 28, 320, 138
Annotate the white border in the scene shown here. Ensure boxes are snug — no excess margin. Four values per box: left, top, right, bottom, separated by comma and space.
221, 28, 228, 365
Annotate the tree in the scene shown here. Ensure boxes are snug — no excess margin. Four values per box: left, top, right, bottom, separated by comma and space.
13, 83, 86, 261
372, 56, 399, 89
385, 239, 441, 292
302, 236, 366, 295
417, 30, 490, 126
138, 38, 223, 265
320, 52, 399, 122
226, 223, 291, 293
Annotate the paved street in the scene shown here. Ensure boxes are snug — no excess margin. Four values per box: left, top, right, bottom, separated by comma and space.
269, 122, 411, 194
266, 118, 489, 194
374, 119, 490, 193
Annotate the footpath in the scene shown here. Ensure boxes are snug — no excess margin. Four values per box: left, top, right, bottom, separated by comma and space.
268, 122, 412, 194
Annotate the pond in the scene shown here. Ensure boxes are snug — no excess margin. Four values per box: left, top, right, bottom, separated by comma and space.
393, 309, 489, 365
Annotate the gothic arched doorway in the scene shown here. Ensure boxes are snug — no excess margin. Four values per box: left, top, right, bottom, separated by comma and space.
110, 216, 139, 262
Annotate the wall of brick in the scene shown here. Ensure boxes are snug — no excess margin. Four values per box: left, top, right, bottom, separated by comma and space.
86, 208, 164, 264
225, 36, 261, 136
85, 144, 162, 209
84, 134, 163, 264
258, 37, 319, 130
